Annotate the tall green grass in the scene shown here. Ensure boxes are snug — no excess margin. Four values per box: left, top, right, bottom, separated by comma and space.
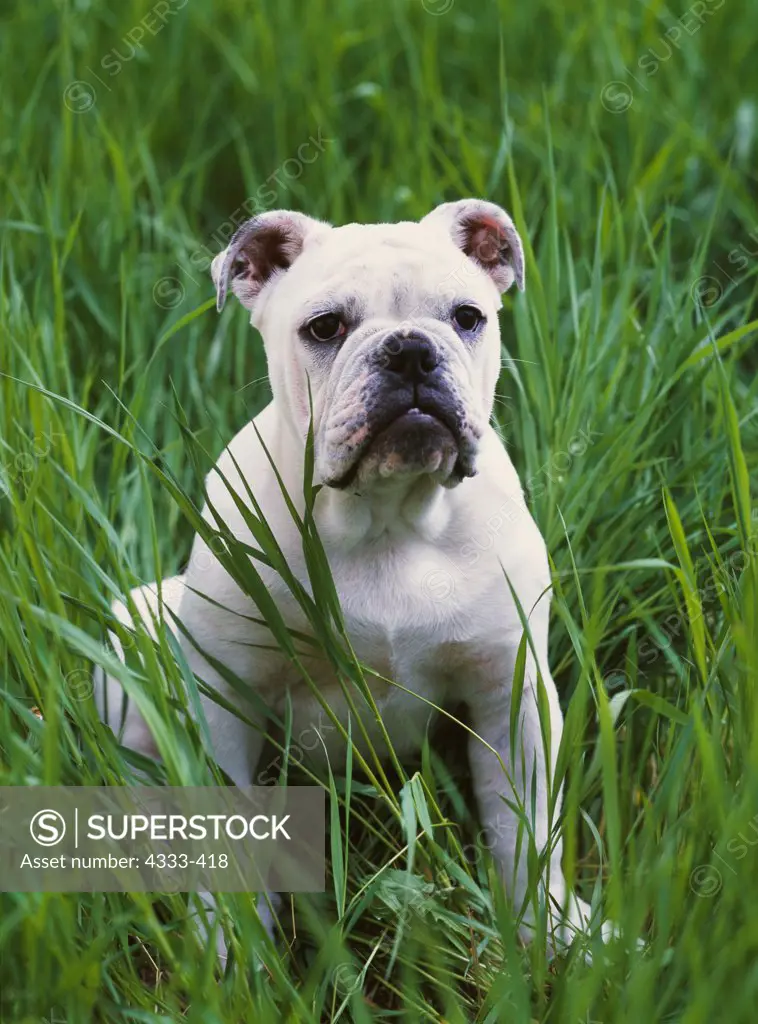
1, 0, 757, 1020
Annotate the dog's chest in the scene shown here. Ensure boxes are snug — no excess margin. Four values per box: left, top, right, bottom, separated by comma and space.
267, 535, 492, 760
277, 662, 444, 764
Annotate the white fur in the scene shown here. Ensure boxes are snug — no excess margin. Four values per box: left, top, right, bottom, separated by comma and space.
99, 201, 606, 958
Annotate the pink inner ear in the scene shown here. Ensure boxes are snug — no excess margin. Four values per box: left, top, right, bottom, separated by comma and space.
466, 217, 507, 266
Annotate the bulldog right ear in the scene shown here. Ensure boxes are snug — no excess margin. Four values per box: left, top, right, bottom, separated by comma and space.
211, 210, 330, 312
422, 198, 525, 293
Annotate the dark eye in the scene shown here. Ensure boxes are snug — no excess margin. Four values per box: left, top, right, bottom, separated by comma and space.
308, 313, 346, 342
453, 305, 484, 332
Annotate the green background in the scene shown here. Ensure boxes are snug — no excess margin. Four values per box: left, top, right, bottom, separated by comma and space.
1, 0, 757, 1020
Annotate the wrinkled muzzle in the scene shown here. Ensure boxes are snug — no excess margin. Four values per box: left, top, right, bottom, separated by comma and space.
316, 329, 484, 490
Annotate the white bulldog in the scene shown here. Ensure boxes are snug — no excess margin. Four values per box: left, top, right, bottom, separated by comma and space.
100, 199, 604, 955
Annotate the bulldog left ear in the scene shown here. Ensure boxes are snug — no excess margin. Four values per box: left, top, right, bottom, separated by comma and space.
422, 199, 525, 293
211, 210, 330, 312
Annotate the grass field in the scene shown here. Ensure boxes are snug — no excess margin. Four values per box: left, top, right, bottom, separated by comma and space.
2, 0, 758, 1020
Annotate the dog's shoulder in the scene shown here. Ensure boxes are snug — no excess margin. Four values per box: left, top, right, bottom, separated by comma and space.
201, 403, 301, 534
455, 425, 551, 596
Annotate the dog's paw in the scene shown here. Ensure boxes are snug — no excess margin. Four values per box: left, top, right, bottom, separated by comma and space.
195, 891, 280, 973
552, 894, 644, 962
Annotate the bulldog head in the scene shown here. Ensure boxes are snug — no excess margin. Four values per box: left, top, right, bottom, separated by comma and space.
211, 199, 524, 490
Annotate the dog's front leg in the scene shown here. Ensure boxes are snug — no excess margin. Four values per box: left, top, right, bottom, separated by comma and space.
181, 647, 282, 962
466, 655, 593, 950
191, 693, 280, 966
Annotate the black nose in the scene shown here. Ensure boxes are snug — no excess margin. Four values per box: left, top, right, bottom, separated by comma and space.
380, 334, 439, 381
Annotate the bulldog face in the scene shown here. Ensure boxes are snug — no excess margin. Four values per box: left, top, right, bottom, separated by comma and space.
211, 200, 524, 490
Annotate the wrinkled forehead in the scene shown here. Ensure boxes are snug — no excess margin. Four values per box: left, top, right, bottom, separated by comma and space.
278, 221, 500, 322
